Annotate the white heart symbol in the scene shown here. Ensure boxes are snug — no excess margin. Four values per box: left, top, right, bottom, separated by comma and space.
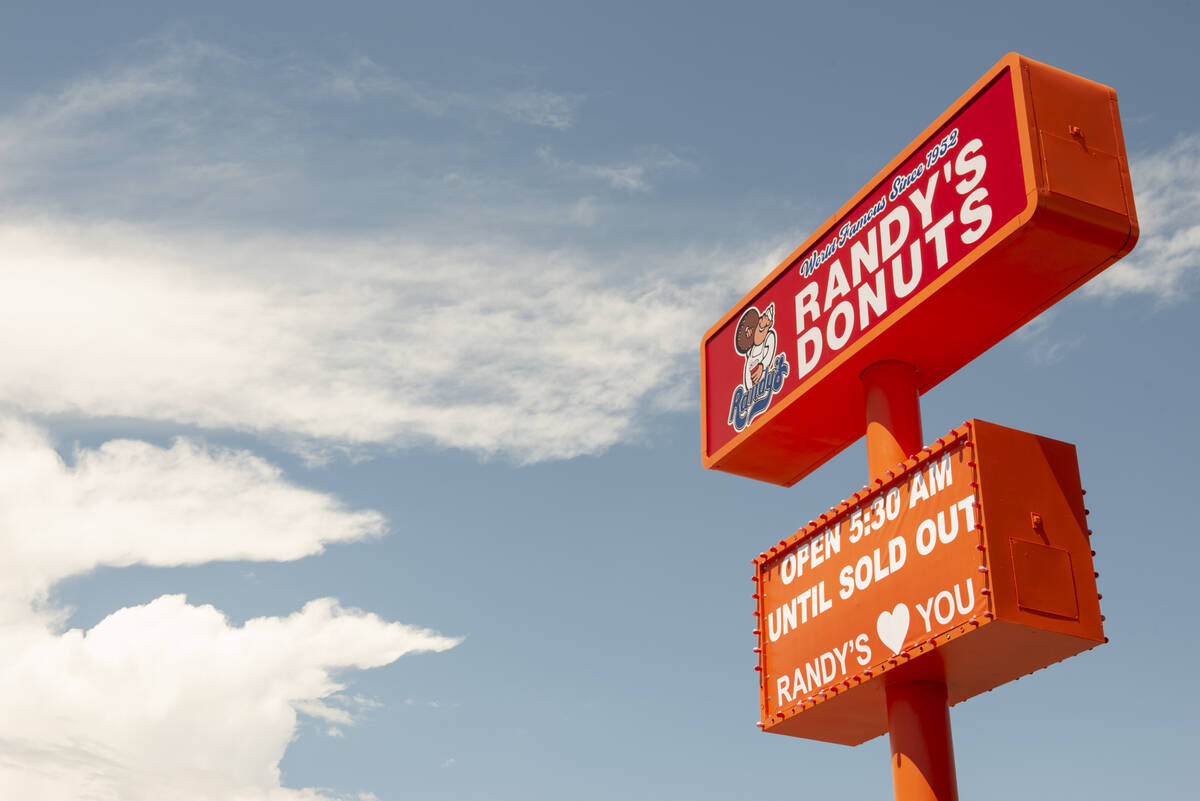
876, 603, 910, 655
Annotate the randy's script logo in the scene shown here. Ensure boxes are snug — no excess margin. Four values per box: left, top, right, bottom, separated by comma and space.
728, 303, 789, 432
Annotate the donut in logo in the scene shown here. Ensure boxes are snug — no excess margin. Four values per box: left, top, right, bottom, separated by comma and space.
728, 303, 789, 432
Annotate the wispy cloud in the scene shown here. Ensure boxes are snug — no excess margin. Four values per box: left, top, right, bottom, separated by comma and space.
0, 38, 300, 222
1085, 134, 1200, 301
0, 37, 232, 140
537, 146, 690, 192
0, 37, 588, 234
0, 216, 767, 463
0, 34, 778, 464
1013, 312, 1084, 366
314, 54, 581, 130
498, 89, 581, 130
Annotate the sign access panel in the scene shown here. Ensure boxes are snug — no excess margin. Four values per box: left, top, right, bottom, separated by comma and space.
702, 54, 1138, 486
752, 420, 1103, 745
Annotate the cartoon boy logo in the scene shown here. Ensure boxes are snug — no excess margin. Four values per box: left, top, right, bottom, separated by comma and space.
727, 302, 790, 432
736, 303, 777, 389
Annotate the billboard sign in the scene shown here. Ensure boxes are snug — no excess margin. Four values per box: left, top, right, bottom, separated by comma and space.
753, 420, 1104, 745
702, 54, 1138, 486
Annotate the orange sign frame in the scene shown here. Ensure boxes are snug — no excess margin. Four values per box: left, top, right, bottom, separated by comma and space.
752, 420, 1103, 745
702, 53, 1138, 486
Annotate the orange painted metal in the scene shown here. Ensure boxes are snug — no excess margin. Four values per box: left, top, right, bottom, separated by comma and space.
752, 419, 1102, 746
863, 361, 924, 477
886, 681, 959, 801
703, 53, 1138, 486
864, 364, 958, 801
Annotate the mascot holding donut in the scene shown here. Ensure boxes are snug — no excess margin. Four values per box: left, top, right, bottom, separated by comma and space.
734, 303, 777, 390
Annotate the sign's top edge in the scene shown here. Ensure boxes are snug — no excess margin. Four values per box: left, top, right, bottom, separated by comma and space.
753, 421, 975, 567
704, 53, 1033, 348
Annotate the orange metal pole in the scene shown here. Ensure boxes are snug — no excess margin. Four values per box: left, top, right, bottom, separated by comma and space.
862, 360, 923, 476
885, 680, 959, 801
860, 361, 959, 801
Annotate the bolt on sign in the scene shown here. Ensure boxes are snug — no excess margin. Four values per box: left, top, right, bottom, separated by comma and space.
752, 420, 1103, 745
701, 53, 1138, 486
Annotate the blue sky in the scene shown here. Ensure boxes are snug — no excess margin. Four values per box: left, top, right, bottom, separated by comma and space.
0, 2, 1197, 799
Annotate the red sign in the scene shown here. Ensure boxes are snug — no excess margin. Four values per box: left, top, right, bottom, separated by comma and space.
702, 54, 1138, 486
753, 420, 1104, 745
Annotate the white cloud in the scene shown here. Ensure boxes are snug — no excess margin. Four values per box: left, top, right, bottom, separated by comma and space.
0, 218, 752, 462
0, 29, 764, 801
0, 418, 461, 800
0, 418, 384, 618
0, 36, 754, 464
1085, 134, 1200, 300
0, 595, 459, 801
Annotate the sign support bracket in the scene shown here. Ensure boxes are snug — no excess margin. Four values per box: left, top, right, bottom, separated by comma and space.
861, 361, 959, 801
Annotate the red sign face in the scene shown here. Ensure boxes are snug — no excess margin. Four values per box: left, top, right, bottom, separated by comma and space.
702, 54, 1138, 486
710, 73, 1025, 454
754, 420, 1105, 745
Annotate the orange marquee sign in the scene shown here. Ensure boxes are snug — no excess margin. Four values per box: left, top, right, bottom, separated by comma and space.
753, 420, 1103, 745
702, 53, 1138, 486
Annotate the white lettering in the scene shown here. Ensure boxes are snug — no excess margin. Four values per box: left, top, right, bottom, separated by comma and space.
781, 598, 798, 635
954, 138, 986, 195
780, 553, 797, 585
857, 271, 887, 331
838, 564, 854, 600
820, 652, 837, 685
916, 519, 937, 556
956, 496, 977, 531
795, 282, 821, 329
854, 633, 872, 666
793, 666, 808, 696
832, 641, 849, 676
934, 590, 954, 624
879, 205, 910, 263
959, 187, 992, 245
924, 212, 954, 269
824, 260, 851, 311
955, 578, 974, 615
909, 173, 939, 228
909, 471, 929, 507
796, 327, 822, 380
811, 536, 825, 568
885, 487, 901, 520
827, 301, 854, 350
826, 524, 841, 557
849, 228, 880, 285
929, 456, 952, 493
891, 239, 922, 299
888, 535, 907, 573
855, 555, 872, 591
937, 508, 960, 545
915, 597, 934, 631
